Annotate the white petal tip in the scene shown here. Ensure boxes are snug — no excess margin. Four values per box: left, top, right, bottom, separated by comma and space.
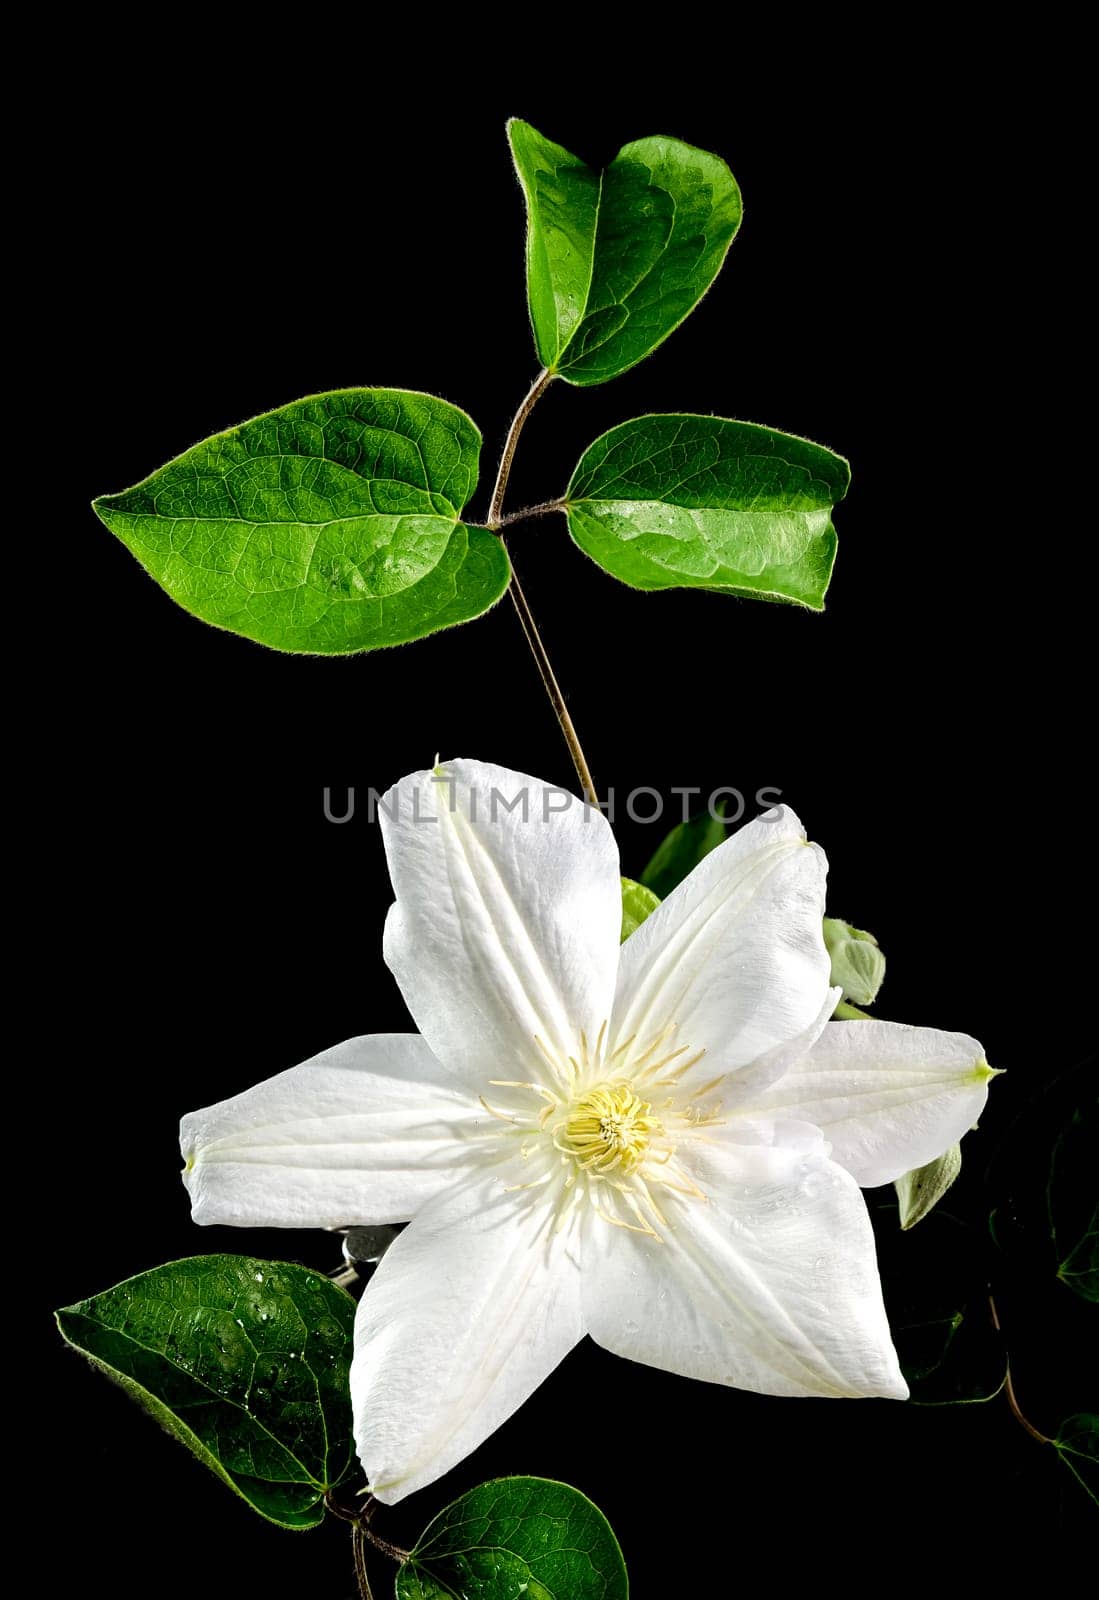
365, 1476, 407, 1507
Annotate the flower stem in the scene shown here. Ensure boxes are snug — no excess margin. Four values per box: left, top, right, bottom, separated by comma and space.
486, 372, 599, 806
988, 1293, 1053, 1444
326, 1490, 411, 1593
507, 564, 599, 805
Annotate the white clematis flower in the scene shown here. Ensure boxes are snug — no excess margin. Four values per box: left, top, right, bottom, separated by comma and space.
181, 759, 995, 1504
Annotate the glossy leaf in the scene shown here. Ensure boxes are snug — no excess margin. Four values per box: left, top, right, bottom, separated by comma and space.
1050, 1106, 1099, 1302
397, 1476, 628, 1600
640, 803, 726, 899
509, 119, 741, 385
1055, 1414, 1099, 1507
566, 416, 849, 610
93, 390, 509, 653
990, 1075, 1098, 1298
620, 875, 660, 941
56, 1256, 356, 1529
874, 1208, 1006, 1404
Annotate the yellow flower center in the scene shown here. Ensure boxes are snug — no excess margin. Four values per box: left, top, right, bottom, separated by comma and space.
558, 1082, 661, 1174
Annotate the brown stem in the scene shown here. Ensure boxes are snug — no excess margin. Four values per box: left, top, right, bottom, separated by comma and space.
327, 1490, 410, 1571
487, 369, 554, 528
493, 499, 565, 529
352, 1524, 374, 1600
988, 1293, 1053, 1444
483, 371, 599, 804
362, 1527, 411, 1563
505, 562, 599, 806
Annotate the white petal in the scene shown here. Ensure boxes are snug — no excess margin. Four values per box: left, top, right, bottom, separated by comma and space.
181, 1034, 482, 1228
584, 1129, 907, 1400
732, 1020, 994, 1187
352, 1179, 584, 1503
381, 758, 621, 1089
611, 806, 831, 1088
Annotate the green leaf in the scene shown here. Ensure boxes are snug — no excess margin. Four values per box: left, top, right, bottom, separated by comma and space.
1049, 1106, 1099, 1302
620, 875, 660, 941
1055, 1414, 1099, 1507
508, 119, 741, 386
640, 804, 726, 899
566, 416, 849, 611
895, 1143, 963, 1230
874, 1209, 1006, 1404
92, 390, 509, 654
56, 1255, 356, 1529
397, 1476, 628, 1600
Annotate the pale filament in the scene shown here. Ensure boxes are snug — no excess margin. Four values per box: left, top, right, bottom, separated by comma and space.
478, 1021, 728, 1239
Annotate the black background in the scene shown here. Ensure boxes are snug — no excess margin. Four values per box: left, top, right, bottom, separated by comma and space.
50, 40, 1094, 1597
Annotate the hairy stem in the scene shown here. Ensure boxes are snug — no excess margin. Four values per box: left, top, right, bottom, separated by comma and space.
352, 1524, 374, 1600
493, 499, 565, 528
988, 1293, 1053, 1444
487, 369, 554, 527
486, 372, 599, 805
363, 1527, 411, 1564
506, 563, 599, 805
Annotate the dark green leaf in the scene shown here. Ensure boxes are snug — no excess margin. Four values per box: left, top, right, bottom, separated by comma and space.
397, 1476, 628, 1600
874, 1208, 1006, 1404
509, 119, 741, 386
620, 875, 660, 941
990, 1077, 1098, 1297
1055, 1413, 1099, 1507
566, 416, 848, 611
640, 804, 726, 899
1049, 1106, 1099, 1302
93, 390, 509, 653
56, 1255, 356, 1529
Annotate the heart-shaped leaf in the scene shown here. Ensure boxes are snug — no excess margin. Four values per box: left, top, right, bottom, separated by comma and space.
566, 415, 849, 610
93, 390, 509, 653
397, 1476, 628, 1599
56, 1255, 356, 1529
1055, 1413, 1098, 1507
509, 119, 741, 385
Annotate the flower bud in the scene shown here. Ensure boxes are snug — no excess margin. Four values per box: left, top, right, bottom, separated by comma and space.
895, 1143, 962, 1229
823, 917, 886, 1007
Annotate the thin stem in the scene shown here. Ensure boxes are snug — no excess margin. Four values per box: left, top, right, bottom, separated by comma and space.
487, 369, 554, 528
483, 370, 599, 804
493, 499, 565, 529
352, 1524, 374, 1600
833, 1000, 872, 1020
988, 1293, 1053, 1444
507, 563, 599, 805
362, 1528, 411, 1564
